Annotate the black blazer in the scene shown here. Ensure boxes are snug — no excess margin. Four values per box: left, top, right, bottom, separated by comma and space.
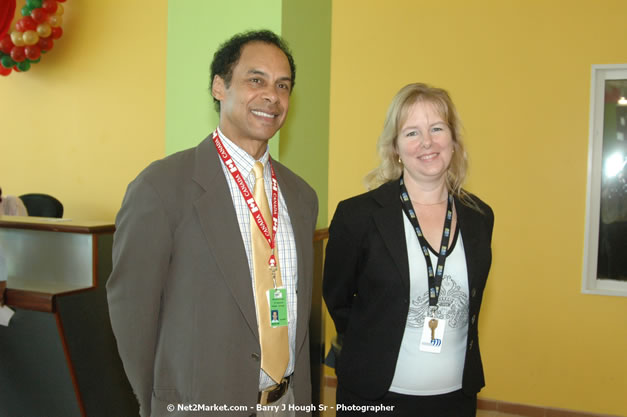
322, 180, 494, 399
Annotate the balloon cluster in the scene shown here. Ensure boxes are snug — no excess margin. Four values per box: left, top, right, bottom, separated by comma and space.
0, 0, 66, 76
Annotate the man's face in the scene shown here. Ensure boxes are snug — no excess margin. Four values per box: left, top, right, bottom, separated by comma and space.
212, 42, 292, 152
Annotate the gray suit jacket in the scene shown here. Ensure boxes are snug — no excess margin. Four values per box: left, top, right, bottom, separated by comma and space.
107, 135, 318, 416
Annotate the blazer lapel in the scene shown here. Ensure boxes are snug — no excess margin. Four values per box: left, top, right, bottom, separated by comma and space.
192, 137, 259, 340
272, 164, 311, 352
368, 185, 485, 296
455, 197, 481, 291
371, 181, 410, 293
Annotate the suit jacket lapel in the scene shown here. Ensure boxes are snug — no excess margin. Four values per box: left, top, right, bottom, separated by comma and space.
368, 183, 484, 298
455, 197, 481, 291
272, 163, 311, 352
192, 136, 259, 340
371, 181, 410, 293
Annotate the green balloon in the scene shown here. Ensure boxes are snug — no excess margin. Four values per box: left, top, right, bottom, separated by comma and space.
17, 61, 31, 72
1, 55, 15, 69
26, 0, 42, 9
21, 5, 32, 16
30, 57, 41, 64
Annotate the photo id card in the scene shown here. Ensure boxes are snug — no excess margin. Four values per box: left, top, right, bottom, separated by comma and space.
268, 287, 288, 328
419, 317, 446, 353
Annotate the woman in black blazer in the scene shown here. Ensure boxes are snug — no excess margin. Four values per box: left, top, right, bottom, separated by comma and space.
323, 83, 494, 417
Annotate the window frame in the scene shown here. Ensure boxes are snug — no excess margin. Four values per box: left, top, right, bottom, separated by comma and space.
582, 64, 627, 296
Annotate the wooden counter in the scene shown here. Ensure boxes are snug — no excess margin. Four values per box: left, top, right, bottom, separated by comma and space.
0, 216, 138, 417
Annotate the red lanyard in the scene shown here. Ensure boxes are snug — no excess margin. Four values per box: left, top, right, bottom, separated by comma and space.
212, 129, 279, 268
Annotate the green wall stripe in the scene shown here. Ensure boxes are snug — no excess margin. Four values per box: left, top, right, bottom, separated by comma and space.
165, 0, 282, 156
281, 0, 332, 227
165, 0, 330, 227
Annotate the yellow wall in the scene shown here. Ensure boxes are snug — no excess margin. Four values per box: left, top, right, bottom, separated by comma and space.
0, 0, 167, 221
328, 1, 627, 415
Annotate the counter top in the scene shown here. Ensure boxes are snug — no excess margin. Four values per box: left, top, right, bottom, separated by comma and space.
0, 216, 115, 234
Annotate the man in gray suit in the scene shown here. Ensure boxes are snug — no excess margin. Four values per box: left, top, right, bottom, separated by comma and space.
107, 30, 318, 417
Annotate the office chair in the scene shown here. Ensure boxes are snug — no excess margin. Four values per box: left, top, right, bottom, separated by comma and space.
19, 193, 64, 218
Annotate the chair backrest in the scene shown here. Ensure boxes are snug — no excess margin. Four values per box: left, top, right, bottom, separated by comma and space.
19, 194, 64, 218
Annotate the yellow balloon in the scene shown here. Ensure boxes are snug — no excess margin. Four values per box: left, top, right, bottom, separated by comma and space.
10, 31, 25, 47
49, 15, 63, 28
37, 23, 52, 38
23, 30, 40, 46
55, 4, 64, 16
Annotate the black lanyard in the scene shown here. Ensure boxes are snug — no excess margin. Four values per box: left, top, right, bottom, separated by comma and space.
399, 177, 454, 312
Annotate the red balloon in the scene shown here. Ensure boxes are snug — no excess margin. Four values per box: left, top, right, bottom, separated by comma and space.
0, 65, 11, 76
31, 8, 48, 24
0, 0, 17, 40
10, 46, 26, 62
25, 44, 40, 60
38, 36, 53, 51
56, 0, 65, 2
50, 26, 62, 39
41, 0, 57, 14
18, 16, 37, 32
0, 34, 13, 54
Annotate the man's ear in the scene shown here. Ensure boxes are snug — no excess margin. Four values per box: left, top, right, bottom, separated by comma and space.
212, 75, 226, 101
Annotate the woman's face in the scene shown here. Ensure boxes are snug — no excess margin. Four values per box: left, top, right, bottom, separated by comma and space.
396, 100, 454, 185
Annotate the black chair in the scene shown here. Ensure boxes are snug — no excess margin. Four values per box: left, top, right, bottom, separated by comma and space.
19, 194, 64, 218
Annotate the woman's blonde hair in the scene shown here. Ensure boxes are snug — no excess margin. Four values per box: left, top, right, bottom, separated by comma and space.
365, 83, 476, 207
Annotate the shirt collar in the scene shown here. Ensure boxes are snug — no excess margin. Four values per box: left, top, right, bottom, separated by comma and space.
217, 127, 270, 176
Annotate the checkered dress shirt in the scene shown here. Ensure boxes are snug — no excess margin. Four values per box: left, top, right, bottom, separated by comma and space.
217, 128, 298, 390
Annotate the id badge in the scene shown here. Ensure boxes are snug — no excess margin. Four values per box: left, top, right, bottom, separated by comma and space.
268, 287, 288, 328
419, 317, 446, 353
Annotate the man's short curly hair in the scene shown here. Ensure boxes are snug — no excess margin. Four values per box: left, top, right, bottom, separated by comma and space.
210, 30, 296, 113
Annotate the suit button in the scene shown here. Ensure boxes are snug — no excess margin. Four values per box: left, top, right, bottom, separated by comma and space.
251, 353, 260, 361
471, 288, 477, 297
471, 314, 476, 325
469, 340, 474, 350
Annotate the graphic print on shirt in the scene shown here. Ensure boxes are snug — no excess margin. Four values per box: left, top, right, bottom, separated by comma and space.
406, 274, 469, 329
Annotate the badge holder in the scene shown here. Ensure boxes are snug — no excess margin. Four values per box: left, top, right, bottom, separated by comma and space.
268, 287, 288, 327
419, 316, 446, 353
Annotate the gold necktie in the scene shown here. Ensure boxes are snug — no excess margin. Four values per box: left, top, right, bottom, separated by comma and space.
251, 161, 288, 383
